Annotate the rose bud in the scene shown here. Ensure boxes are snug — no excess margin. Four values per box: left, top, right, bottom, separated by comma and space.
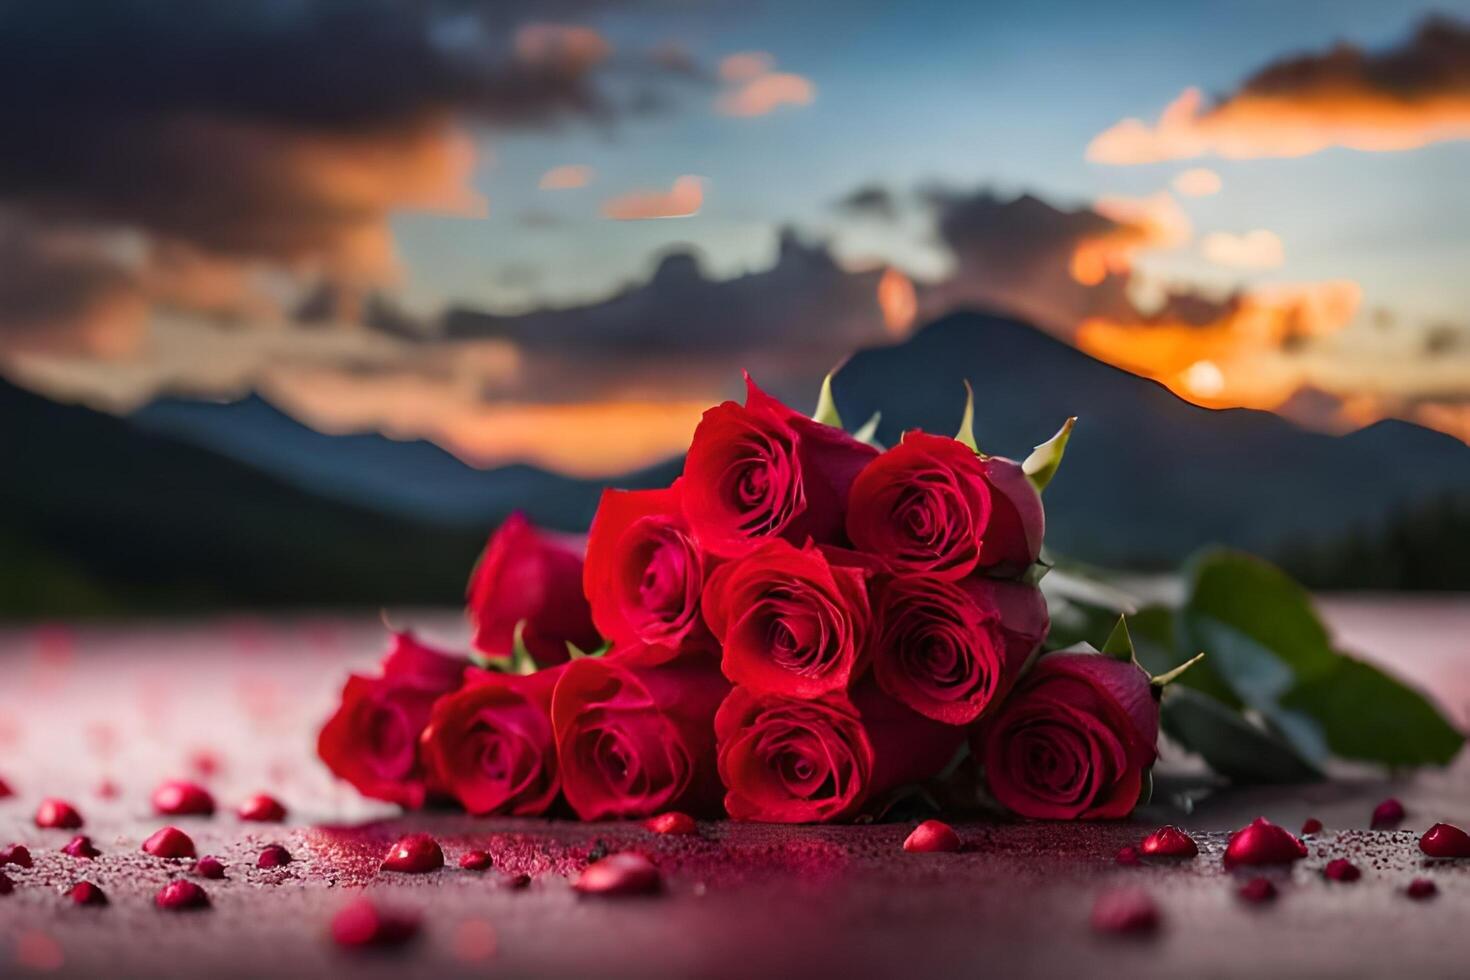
846, 433, 1043, 579
151, 779, 216, 817
1223, 818, 1308, 866
873, 575, 1047, 725
584, 483, 713, 658
702, 539, 872, 699
316, 631, 467, 809
1139, 826, 1198, 859
1419, 822, 1470, 858
466, 512, 600, 668
681, 373, 878, 558
903, 820, 961, 853
973, 651, 1157, 819
551, 657, 729, 820
419, 665, 563, 817
716, 683, 965, 824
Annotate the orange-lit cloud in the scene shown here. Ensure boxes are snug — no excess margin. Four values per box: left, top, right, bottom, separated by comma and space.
514, 23, 612, 75
539, 164, 594, 190
1172, 167, 1222, 197
877, 267, 918, 336
601, 176, 704, 220
1070, 191, 1192, 285
715, 51, 815, 117
1201, 229, 1285, 269
1089, 18, 1470, 164
1076, 279, 1362, 409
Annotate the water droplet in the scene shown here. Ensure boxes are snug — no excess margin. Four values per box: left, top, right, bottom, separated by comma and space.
61, 836, 100, 859
331, 899, 420, 948
1139, 825, 1198, 858
1300, 818, 1322, 835
1090, 888, 1160, 936
142, 826, 197, 859
1223, 818, 1306, 866
1323, 858, 1360, 882
381, 834, 444, 873
67, 881, 108, 906
155, 879, 209, 911
257, 844, 292, 868
152, 780, 216, 817
459, 850, 493, 871
1419, 822, 1470, 859
644, 812, 697, 836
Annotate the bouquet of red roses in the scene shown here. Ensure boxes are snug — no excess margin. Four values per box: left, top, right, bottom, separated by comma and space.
320, 374, 1167, 822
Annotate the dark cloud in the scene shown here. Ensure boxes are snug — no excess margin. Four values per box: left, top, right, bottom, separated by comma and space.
836, 185, 899, 220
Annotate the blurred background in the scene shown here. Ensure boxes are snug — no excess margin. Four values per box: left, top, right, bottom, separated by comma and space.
2, 0, 1468, 615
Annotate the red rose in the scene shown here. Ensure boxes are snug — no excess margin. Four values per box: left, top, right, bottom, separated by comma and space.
551, 657, 729, 820
846, 432, 1043, 578
701, 538, 872, 698
583, 482, 712, 657
716, 683, 965, 823
317, 632, 466, 808
420, 665, 563, 816
874, 575, 1048, 725
975, 651, 1158, 820
681, 374, 878, 558
467, 512, 601, 667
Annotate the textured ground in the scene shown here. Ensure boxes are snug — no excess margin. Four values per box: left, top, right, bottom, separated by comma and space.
0, 599, 1467, 979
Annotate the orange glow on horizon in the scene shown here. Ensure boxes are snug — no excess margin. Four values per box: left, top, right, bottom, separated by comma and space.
1070, 191, 1191, 285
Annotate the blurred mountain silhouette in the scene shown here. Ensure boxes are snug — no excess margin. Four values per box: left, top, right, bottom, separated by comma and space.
5, 308, 1469, 614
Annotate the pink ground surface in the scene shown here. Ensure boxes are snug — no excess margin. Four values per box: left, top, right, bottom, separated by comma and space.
0, 599, 1467, 978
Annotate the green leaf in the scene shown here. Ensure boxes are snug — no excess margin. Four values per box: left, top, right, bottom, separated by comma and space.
1022, 417, 1076, 492
954, 380, 982, 455
812, 369, 843, 429
1100, 615, 1135, 662
1160, 688, 1323, 785
851, 411, 883, 448
1281, 654, 1464, 767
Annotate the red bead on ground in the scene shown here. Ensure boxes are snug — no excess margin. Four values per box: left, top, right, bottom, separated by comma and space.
35, 798, 84, 829
1090, 888, 1160, 936
1323, 858, 1361, 882
644, 812, 698, 836
1300, 818, 1323, 835
1140, 825, 1198, 858
1, 844, 34, 868
68, 881, 108, 906
1114, 846, 1142, 867
1223, 818, 1307, 866
0, 776, 12, 798
1370, 797, 1405, 829
193, 856, 227, 879
237, 794, 287, 823
459, 850, 493, 871
155, 880, 209, 911
142, 826, 197, 859
1406, 878, 1438, 900
903, 820, 961, 853
331, 899, 421, 949
1238, 877, 1278, 904
574, 853, 662, 896
258, 844, 292, 868
61, 835, 100, 859
1419, 823, 1470, 858
152, 780, 216, 817
381, 834, 444, 873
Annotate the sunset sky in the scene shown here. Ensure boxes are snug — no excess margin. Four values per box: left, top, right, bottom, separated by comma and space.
2, 1, 1467, 473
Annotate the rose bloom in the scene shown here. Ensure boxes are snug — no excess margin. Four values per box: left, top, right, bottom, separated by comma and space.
467, 512, 601, 666
716, 684, 965, 823
874, 575, 1049, 725
420, 665, 563, 816
702, 539, 872, 698
682, 374, 878, 558
583, 482, 712, 658
846, 432, 1043, 579
975, 652, 1158, 820
551, 656, 729, 820
317, 632, 467, 808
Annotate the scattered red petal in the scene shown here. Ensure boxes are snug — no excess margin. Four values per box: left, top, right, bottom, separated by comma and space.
61, 835, 100, 859
1406, 878, 1438, 900
644, 812, 698, 836
1, 843, 34, 868
155, 879, 209, 911
192, 856, 227, 879
1300, 818, 1323, 835
257, 844, 292, 868
35, 798, 84, 829
1419, 822, 1470, 858
237, 793, 287, 823
142, 826, 197, 859
1238, 877, 1278, 904
0, 871, 13, 895
1089, 888, 1160, 936
1223, 818, 1307, 866
67, 881, 108, 906
0, 776, 12, 798
152, 780, 216, 817
459, 850, 494, 871
381, 834, 444, 873
1140, 825, 1198, 858
903, 819, 962, 853
1323, 858, 1361, 882
500, 873, 532, 890
331, 899, 421, 948
95, 779, 120, 800
1114, 846, 1142, 867
574, 853, 662, 896
1370, 797, 1406, 829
